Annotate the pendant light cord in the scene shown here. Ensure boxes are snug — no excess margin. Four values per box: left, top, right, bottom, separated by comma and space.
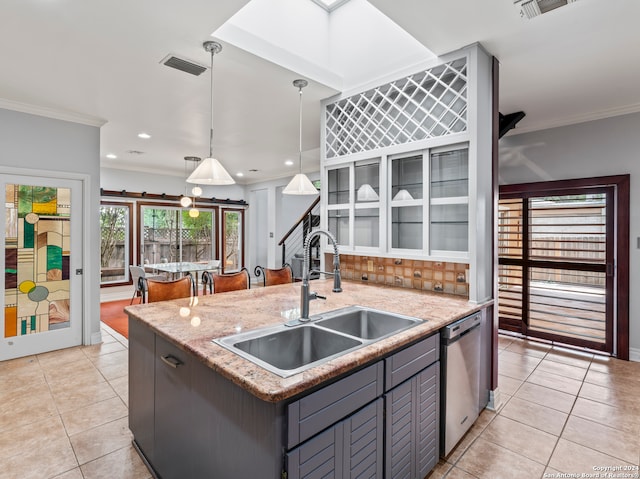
298, 84, 303, 175
209, 48, 215, 158
293, 79, 307, 175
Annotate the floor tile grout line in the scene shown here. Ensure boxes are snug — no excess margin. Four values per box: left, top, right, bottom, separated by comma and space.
561, 374, 640, 466
538, 353, 582, 475
501, 347, 564, 475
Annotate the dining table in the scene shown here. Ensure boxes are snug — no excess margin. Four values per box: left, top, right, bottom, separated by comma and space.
145, 260, 221, 293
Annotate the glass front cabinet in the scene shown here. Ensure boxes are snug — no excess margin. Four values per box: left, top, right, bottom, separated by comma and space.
327, 160, 382, 252
325, 145, 469, 260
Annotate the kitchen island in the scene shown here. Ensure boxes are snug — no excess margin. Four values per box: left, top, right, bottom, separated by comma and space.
126, 279, 491, 478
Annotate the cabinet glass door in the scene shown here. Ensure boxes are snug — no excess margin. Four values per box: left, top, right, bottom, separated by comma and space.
327, 166, 351, 247
328, 167, 350, 205
328, 209, 349, 246
391, 155, 422, 201
354, 162, 380, 248
391, 154, 423, 251
429, 148, 469, 254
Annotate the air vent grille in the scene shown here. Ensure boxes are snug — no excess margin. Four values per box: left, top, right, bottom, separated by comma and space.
161, 54, 208, 76
514, 0, 579, 19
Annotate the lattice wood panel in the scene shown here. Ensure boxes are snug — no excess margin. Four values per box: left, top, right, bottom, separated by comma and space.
325, 58, 467, 158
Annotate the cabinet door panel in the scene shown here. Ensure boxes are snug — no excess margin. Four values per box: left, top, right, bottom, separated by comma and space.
343, 398, 383, 478
154, 336, 194, 479
417, 364, 439, 477
385, 362, 440, 479
286, 423, 342, 479
128, 318, 156, 462
385, 378, 414, 479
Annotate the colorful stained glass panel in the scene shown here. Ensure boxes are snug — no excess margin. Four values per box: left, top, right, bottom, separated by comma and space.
4, 184, 71, 338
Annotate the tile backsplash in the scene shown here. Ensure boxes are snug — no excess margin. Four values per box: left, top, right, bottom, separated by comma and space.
326, 253, 469, 298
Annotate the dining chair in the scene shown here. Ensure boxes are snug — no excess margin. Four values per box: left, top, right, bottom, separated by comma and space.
254, 264, 293, 287
145, 274, 195, 303
201, 271, 213, 295
209, 268, 250, 294
129, 265, 165, 304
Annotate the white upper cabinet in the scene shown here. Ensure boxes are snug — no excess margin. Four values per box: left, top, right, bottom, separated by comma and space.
325, 145, 469, 260
320, 43, 494, 302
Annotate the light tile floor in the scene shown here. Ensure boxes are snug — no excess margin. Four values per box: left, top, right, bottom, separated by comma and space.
432, 335, 640, 479
0, 324, 151, 479
2, 329, 640, 478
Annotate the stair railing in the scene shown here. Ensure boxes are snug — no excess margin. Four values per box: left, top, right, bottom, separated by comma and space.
278, 196, 321, 267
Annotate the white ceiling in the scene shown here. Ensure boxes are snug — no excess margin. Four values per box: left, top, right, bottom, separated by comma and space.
1, 0, 638, 185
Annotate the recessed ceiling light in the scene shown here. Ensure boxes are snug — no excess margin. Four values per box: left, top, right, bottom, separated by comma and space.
237, 172, 244, 177
106, 153, 117, 159
138, 133, 151, 139
285, 160, 294, 166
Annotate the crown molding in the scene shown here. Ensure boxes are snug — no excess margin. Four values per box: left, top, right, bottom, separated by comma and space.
0, 98, 106, 127
506, 102, 640, 137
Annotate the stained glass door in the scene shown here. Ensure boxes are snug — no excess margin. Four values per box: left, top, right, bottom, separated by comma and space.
1, 176, 83, 360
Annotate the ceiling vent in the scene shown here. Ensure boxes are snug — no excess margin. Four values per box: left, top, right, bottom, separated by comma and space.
514, 0, 579, 19
160, 54, 208, 76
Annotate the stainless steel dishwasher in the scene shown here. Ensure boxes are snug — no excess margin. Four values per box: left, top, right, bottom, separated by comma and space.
440, 312, 482, 457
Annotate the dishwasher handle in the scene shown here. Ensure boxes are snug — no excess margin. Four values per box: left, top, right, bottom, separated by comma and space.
441, 312, 481, 342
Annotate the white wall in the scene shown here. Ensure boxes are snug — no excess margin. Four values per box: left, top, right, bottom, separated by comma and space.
499, 111, 640, 358
0, 108, 101, 345
245, 173, 319, 276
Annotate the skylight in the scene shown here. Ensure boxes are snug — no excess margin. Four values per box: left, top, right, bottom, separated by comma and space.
310, 0, 352, 13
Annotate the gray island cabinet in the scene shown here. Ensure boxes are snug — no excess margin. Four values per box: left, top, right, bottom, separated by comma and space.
129, 318, 440, 479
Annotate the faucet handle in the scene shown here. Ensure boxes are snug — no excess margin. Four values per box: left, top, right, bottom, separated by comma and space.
312, 292, 326, 300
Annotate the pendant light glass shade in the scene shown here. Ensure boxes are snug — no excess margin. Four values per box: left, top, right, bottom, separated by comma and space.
283, 79, 318, 196
189, 41, 234, 186
283, 173, 318, 195
393, 189, 414, 201
186, 157, 234, 185
356, 184, 379, 201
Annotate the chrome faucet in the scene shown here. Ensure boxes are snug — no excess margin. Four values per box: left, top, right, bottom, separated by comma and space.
300, 229, 342, 321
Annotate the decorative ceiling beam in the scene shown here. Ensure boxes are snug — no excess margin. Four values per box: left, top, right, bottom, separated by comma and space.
100, 189, 247, 206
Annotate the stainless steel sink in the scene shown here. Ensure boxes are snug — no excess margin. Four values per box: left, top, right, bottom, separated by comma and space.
213, 306, 424, 377
214, 324, 363, 377
314, 306, 423, 340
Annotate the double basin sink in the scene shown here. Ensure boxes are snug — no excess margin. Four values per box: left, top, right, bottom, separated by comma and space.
213, 306, 424, 377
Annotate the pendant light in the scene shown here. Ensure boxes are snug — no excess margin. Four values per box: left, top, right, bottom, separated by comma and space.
283, 79, 318, 195
181, 157, 202, 217
187, 41, 235, 186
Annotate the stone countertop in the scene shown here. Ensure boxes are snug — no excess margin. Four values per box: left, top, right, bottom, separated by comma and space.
125, 279, 489, 403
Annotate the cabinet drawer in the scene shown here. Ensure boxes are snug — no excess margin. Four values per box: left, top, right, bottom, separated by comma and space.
384, 333, 439, 391
287, 362, 383, 449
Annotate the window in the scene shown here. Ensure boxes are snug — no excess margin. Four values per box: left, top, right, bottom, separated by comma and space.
497, 175, 631, 356
100, 192, 247, 289
139, 204, 216, 265
222, 209, 243, 272
100, 202, 132, 286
